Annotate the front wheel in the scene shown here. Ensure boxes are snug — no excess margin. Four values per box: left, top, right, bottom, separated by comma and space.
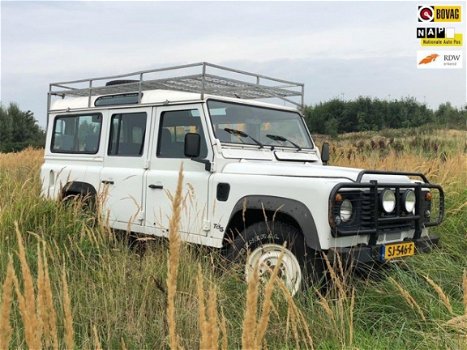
224, 221, 323, 296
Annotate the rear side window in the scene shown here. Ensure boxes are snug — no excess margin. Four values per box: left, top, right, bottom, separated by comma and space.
51, 114, 102, 154
108, 112, 147, 156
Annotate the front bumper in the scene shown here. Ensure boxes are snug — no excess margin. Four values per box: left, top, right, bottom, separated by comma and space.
328, 170, 444, 245
328, 235, 440, 265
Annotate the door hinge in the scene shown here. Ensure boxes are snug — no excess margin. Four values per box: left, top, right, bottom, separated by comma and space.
202, 220, 210, 231
144, 160, 150, 169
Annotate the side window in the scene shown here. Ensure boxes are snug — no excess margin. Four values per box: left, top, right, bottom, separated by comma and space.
108, 112, 147, 156
157, 109, 207, 158
51, 114, 102, 154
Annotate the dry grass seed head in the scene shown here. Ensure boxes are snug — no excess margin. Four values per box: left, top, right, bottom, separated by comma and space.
298, 308, 314, 350
242, 263, 259, 350
322, 254, 346, 298
424, 275, 453, 315
93, 324, 102, 350
463, 270, 467, 315
121, 337, 128, 350
255, 249, 285, 348
389, 277, 426, 321
446, 315, 467, 334
14, 222, 41, 349
167, 164, 184, 350
36, 244, 46, 346
208, 285, 219, 349
62, 265, 74, 350
220, 308, 228, 350
349, 288, 355, 346
316, 288, 335, 322
0, 258, 15, 349
196, 266, 210, 349
276, 278, 313, 350
41, 245, 59, 349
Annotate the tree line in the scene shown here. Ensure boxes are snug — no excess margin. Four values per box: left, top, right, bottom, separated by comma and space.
0, 103, 45, 153
303, 97, 467, 137
1, 98, 466, 153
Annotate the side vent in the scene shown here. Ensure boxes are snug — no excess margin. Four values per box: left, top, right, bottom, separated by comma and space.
217, 183, 230, 202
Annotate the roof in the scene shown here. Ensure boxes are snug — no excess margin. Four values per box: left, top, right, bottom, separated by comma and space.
49, 89, 301, 112
48, 62, 304, 111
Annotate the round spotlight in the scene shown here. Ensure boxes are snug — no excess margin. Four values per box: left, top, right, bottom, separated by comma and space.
403, 190, 416, 213
340, 199, 353, 222
381, 189, 396, 213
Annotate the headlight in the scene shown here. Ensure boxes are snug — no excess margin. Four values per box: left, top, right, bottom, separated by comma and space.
403, 190, 416, 213
381, 189, 396, 213
340, 199, 353, 222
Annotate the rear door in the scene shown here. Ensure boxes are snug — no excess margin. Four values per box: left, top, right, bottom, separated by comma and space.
100, 108, 152, 226
145, 104, 212, 237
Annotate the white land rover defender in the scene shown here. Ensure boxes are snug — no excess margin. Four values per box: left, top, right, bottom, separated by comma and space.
41, 63, 444, 294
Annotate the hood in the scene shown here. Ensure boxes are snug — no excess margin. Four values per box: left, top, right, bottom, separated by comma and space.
222, 161, 414, 184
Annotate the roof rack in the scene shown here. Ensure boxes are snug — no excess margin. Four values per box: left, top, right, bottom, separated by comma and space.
48, 62, 305, 111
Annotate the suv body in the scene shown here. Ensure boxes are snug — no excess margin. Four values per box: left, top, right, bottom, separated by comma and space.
41, 63, 444, 293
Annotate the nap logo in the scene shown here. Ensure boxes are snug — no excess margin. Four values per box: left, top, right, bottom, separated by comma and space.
417, 27, 447, 38
417, 51, 463, 69
418, 5, 462, 22
417, 27, 463, 46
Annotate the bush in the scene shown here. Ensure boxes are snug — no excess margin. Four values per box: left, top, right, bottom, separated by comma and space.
0, 102, 45, 153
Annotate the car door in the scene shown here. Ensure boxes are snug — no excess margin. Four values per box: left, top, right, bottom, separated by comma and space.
100, 108, 152, 227
145, 104, 212, 237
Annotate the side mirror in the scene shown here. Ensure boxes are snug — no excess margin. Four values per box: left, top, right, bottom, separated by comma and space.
321, 142, 330, 165
184, 133, 201, 158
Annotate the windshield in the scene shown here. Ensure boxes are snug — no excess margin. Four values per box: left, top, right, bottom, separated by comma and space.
207, 100, 313, 149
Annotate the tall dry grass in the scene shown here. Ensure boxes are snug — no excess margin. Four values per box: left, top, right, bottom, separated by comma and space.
0, 223, 74, 349
0, 129, 466, 349
0, 259, 14, 349
166, 165, 184, 350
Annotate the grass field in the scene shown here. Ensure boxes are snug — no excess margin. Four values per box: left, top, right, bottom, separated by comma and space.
0, 128, 466, 349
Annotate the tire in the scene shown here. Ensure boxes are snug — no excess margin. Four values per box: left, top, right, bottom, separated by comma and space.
224, 221, 324, 296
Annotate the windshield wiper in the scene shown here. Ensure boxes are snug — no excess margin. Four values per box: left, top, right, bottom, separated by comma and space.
266, 134, 302, 151
224, 128, 264, 148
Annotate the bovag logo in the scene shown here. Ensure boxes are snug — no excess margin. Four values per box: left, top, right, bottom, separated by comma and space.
418, 5, 462, 22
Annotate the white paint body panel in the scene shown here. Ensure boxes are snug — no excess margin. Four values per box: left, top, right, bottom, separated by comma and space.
41, 91, 430, 252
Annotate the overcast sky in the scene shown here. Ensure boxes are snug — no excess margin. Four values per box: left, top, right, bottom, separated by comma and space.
1, 1, 466, 127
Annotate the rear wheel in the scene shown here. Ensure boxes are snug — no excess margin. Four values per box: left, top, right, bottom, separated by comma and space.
224, 221, 323, 296
62, 191, 97, 225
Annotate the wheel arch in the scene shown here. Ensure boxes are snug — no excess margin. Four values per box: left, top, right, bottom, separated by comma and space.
224, 195, 321, 251
61, 181, 97, 200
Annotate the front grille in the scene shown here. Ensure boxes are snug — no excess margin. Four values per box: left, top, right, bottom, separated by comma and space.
360, 190, 414, 233
329, 170, 444, 242
360, 191, 374, 229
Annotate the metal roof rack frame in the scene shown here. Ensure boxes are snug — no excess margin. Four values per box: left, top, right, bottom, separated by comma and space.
47, 62, 305, 113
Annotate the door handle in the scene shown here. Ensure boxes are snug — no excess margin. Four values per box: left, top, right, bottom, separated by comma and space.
101, 180, 114, 185
148, 184, 163, 189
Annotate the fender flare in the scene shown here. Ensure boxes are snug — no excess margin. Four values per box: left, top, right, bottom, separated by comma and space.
228, 195, 321, 251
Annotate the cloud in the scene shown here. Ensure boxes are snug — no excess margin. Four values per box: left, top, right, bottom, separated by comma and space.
1, 1, 465, 127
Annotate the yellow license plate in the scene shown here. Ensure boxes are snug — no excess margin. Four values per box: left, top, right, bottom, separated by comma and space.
383, 242, 415, 260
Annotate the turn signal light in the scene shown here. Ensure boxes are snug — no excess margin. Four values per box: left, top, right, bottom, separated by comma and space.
335, 193, 343, 202
425, 192, 432, 201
